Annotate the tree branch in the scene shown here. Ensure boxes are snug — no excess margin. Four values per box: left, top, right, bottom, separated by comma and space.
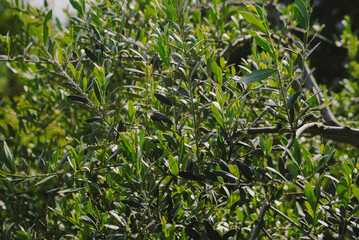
250, 199, 269, 240
304, 63, 341, 127
296, 122, 359, 147
244, 123, 359, 148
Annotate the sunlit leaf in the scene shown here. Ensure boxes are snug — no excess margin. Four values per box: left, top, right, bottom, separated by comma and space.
236, 69, 275, 84
1, 141, 16, 173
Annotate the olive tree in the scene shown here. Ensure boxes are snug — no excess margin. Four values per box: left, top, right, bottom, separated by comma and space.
1, 0, 359, 239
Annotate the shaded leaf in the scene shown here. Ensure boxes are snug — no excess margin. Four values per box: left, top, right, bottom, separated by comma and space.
122, 199, 143, 208
204, 220, 222, 240
152, 112, 174, 126
84, 48, 98, 62
287, 91, 301, 109
93, 79, 103, 104
58, 152, 70, 170
223, 229, 237, 240
85, 116, 102, 123
154, 93, 173, 106
179, 171, 206, 181
60, 82, 77, 90
178, 87, 189, 96
67, 95, 89, 104
214, 170, 238, 183
34, 175, 56, 187
219, 159, 230, 172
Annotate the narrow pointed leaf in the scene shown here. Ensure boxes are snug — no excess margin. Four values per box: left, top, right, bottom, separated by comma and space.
190, 55, 205, 79
240, 11, 267, 34
34, 175, 56, 186
84, 48, 98, 62
237, 69, 275, 84
304, 182, 317, 210
152, 112, 173, 126
154, 93, 173, 106
43, 10, 52, 45
93, 79, 103, 104
287, 91, 301, 109
67, 95, 89, 104
23, 42, 33, 57
168, 155, 179, 176
1, 141, 16, 173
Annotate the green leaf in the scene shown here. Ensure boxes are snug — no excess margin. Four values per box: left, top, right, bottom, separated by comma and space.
23, 42, 33, 57
246, 30, 275, 59
190, 55, 205, 80
128, 100, 135, 122
70, 0, 83, 15
237, 69, 275, 84
80, 215, 97, 228
228, 164, 240, 178
240, 11, 268, 34
152, 112, 173, 126
304, 201, 314, 219
120, 133, 135, 154
93, 79, 103, 104
352, 184, 359, 202
43, 10, 52, 45
287, 163, 299, 178
293, 139, 301, 165
85, 116, 102, 123
58, 187, 85, 194
84, 48, 98, 63
287, 91, 301, 110
211, 102, 224, 127
109, 210, 127, 227
168, 155, 178, 176
295, 0, 309, 28
337, 177, 349, 207
156, 41, 169, 67
304, 182, 317, 211
294, 0, 309, 29
266, 167, 286, 180
67, 95, 89, 104
152, 118, 172, 132
317, 147, 335, 172
1, 141, 16, 173
154, 93, 173, 106
214, 170, 238, 183
35, 175, 56, 186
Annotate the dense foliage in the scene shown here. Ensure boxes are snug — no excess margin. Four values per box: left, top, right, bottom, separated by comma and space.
1, 0, 359, 239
